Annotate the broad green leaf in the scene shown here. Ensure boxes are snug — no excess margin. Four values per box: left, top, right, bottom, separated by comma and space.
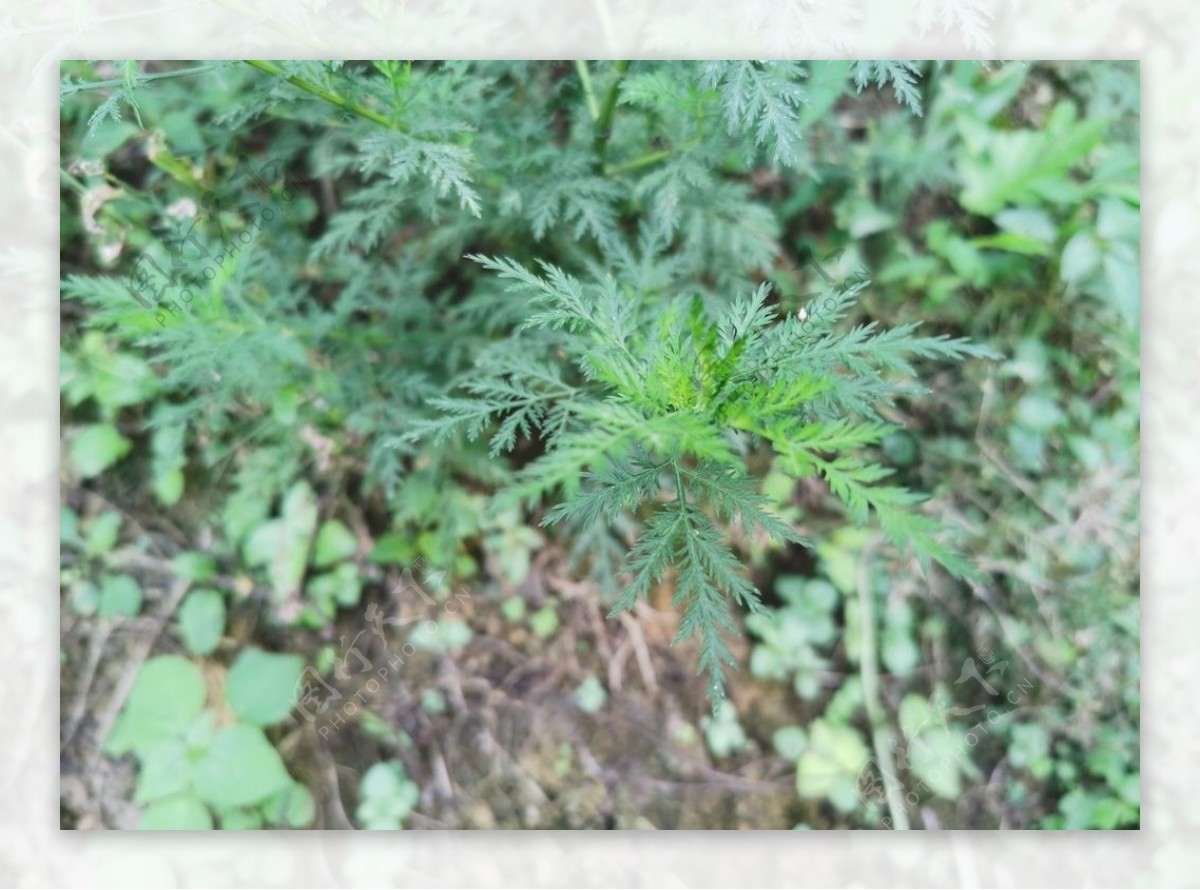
1056, 788, 1101, 829
84, 511, 122, 557
262, 781, 316, 828
794, 719, 870, 809
105, 656, 207, 755
193, 725, 292, 810
61, 506, 82, 547
500, 596, 526, 622
572, 676, 608, 714
134, 739, 192, 804
313, 519, 357, 567
98, 574, 143, 618
958, 101, 1105, 214
529, 606, 558, 639
701, 702, 748, 758
172, 552, 216, 582
971, 232, 1050, 256
898, 693, 932, 739
137, 794, 213, 830
222, 490, 270, 547
243, 521, 283, 568
1015, 391, 1067, 432
82, 345, 159, 413
420, 689, 446, 714
1089, 796, 1135, 829
356, 761, 419, 829
772, 726, 808, 761
185, 710, 217, 750
839, 198, 896, 238
881, 627, 921, 679
994, 207, 1057, 244
1102, 252, 1139, 327
908, 727, 975, 798
225, 648, 304, 727
881, 430, 919, 467
307, 563, 362, 609
152, 467, 185, 506
1007, 425, 1046, 470
81, 116, 139, 158
1096, 197, 1139, 243
795, 749, 840, 799
1008, 722, 1050, 773
1001, 338, 1050, 384
178, 589, 226, 655
1060, 232, 1101, 284
219, 809, 264, 830
160, 110, 207, 154
804, 579, 839, 612
815, 529, 871, 598
70, 423, 132, 479
242, 481, 319, 602
1118, 772, 1140, 807
410, 619, 473, 653
370, 532, 416, 565
825, 681, 864, 729
69, 580, 100, 616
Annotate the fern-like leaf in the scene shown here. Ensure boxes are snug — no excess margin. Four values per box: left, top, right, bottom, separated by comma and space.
851, 61, 924, 116
700, 61, 809, 167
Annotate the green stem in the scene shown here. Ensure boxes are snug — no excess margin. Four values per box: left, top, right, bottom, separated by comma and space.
59, 168, 88, 194
63, 64, 218, 93
604, 149, 671, 176
857, 540, 911, 831
244, 60, 408, 134
592, 60, 630, 172
574, 60, 601, 121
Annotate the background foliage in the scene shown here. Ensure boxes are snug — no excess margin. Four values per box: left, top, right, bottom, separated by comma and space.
60, 59, 1139, 830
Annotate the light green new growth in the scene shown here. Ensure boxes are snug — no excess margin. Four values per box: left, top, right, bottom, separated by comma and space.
406, 258, 996, 704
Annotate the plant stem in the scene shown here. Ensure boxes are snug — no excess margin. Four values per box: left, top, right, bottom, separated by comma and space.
857, 539, 911, 830
592, 60, 630, 171
574, 60, 601, 121
604, 149, 671, 176
63, 64, 219, 93
59, 168, 88, 194
244, 60, 408, 134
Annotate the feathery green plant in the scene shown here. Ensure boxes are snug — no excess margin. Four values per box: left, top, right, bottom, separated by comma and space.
400, 257, 995, 702
62, 60, 995, 707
